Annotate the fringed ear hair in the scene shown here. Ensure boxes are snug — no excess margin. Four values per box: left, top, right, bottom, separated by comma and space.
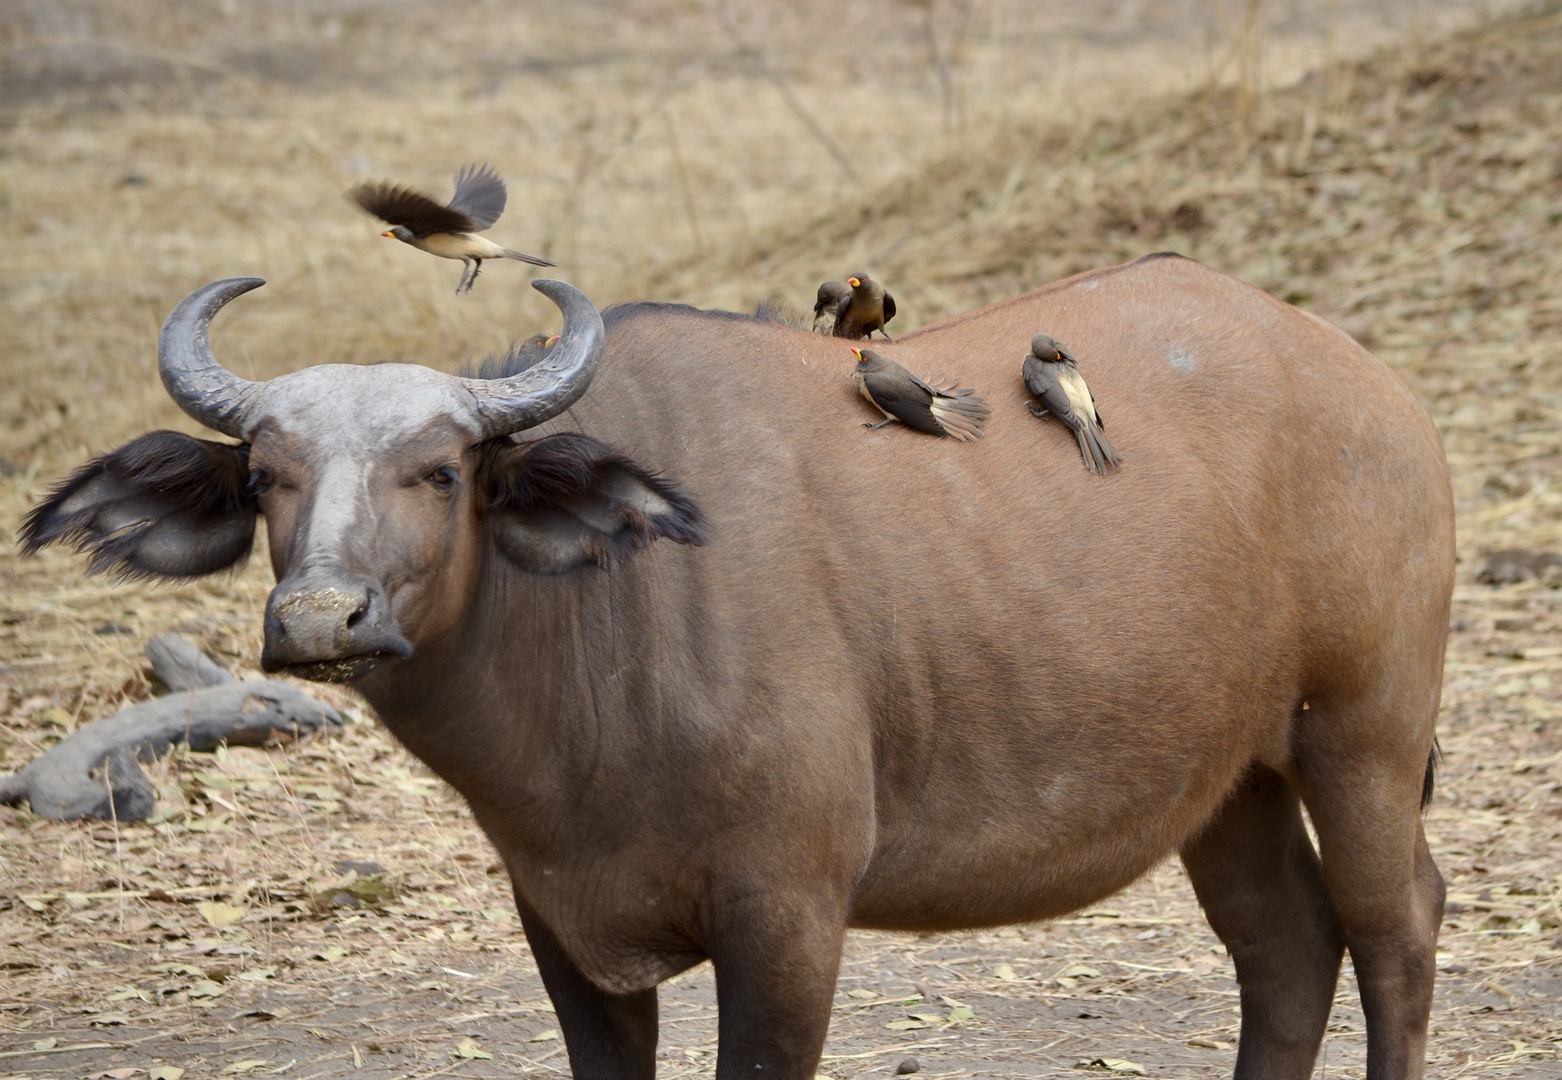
483, 432, 708, 574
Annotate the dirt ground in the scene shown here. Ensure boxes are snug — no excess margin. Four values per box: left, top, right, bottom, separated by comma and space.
3, 1, 1562, 1078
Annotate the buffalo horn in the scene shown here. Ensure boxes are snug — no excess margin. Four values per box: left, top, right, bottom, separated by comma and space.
460, 279, 604, 438
158, 277, 267, 440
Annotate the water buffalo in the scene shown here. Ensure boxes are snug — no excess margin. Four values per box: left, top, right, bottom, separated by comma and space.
23, 255, 1454, 1080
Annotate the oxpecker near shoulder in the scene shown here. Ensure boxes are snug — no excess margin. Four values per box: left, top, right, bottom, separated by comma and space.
833, 273, 897, 340
352, 163, 555, 295
468, 333, 561, 380
1022, 333, 1119, 473
813, 280, 850, 334
851, 348, 989, 440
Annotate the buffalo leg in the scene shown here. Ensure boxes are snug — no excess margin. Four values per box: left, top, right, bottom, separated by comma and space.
1182, 765, 1343, 1080
515, 899, 658, 1080
1295, 726, 1444, 1080
707, 902, 845, 1080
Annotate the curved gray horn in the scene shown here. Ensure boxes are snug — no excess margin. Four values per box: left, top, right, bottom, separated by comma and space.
158, 277, 266, 440
461, 279, 604, 438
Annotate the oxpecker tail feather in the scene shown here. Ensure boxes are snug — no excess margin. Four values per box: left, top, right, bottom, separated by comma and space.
1074, 428, 1100, 473
1080, 425, 1120, 473
1090, 425, 1120, 471
930, 391, 991, 441
502, 248, 557, 267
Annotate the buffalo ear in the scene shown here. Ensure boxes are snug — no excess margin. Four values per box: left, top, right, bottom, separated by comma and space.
485, 432, 708, 574
20, 430, 258, 580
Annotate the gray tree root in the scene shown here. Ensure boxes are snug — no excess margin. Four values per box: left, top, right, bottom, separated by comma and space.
0, 635, 341, 822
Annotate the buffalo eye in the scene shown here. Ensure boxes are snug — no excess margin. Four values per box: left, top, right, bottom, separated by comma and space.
425, 465, 459, 494
249, 468, 275, 497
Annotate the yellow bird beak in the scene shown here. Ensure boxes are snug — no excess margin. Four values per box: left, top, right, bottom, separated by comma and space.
546, 335, 561, 346
381, 230, 395, 238
847, 277, 861, 287
850, 347, 863, 360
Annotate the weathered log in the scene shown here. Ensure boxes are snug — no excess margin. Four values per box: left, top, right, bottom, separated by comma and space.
0, 637, 341, 821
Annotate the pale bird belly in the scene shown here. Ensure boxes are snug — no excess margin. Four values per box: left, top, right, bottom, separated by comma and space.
1060, 371, 1097, 424
414, 233, 504, 260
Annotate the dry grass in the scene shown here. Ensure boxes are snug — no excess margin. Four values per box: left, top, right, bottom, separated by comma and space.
3, 1, 1562, 1078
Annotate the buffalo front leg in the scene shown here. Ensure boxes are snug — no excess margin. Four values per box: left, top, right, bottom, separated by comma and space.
708, 897, 847, 1080
1181, 765, 1344, 1080
515, 899, 658, 1080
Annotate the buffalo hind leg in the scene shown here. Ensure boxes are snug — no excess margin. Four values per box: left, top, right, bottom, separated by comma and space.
1297, 717, 1444, 1080
516, 899, 658, 1080
1181, 765, 1343, 1080
708, 897, 846, 1080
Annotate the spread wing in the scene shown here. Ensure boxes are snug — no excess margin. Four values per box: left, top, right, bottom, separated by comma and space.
447, 163, 508, 232
352, 182, 476, 236
863, 369, 944, 435
926, 380, 989, 440
1022, 357, 1086, 432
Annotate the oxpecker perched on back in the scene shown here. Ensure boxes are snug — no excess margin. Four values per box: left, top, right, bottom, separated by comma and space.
352, 164, 555, 294
833, 273, 896, 340
1022, 333, 1119, 473
851, 348, 989, 440
812, 280, 851, 334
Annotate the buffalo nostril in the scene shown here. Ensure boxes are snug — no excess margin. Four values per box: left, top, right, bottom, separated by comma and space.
345, 603, 368, 630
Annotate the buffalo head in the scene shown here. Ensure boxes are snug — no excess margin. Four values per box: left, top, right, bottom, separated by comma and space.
22, 278, 707, 683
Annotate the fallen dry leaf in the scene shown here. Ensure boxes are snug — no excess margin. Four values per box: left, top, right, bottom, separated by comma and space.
197, 900, 246, 926
452, 1037, 492, 1060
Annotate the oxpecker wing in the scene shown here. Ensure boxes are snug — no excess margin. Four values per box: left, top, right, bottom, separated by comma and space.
445, 162, 508, 231
1022, 333, 1119, 473
352, 181, 480, 238
350, 163, 554, 295
851, 348, 989, 440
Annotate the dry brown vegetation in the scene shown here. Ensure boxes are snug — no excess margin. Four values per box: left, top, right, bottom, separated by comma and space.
2, 1, 1561, 1078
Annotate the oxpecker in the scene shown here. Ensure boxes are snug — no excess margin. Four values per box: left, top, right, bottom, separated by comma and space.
1022, 333, 1119, 473
851, 348, 988, 440
813, 280, 851, 334
352, 163, 555, 294
833, 273, 897, 340
468, 333, 561, 380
